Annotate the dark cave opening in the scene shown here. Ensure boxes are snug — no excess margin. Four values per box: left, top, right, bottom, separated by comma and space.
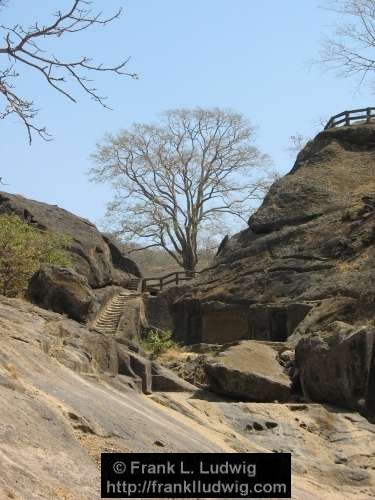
269, 310, 289, 342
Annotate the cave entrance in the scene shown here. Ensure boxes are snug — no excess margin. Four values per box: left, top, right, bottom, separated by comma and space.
269, 310, 288, 342
249, 302, 313, 342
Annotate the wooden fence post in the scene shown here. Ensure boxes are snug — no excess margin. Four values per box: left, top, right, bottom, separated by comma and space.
367, 108, 371, 123
345, 111, 350, 126
325, 118, 332, 130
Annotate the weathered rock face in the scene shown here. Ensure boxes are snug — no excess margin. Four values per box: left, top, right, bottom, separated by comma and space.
1, 296, 375, 498
102, 234, 142, 279
295, 322, 375, 412
0, 296, 228, 500
204, 341, 292, 402
151, 362, 198, 392
174, 124, 375, 346
0, 191, 141, 288
28, 264, 99, 323
117, 346, 153, 394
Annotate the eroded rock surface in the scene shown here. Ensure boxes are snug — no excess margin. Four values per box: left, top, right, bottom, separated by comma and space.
0, 296, 226, 500
1, 296, 374, 499
0, 191, 141, 288
172, 124, 375, 413
0, 297, 375, 500
28, 264, 99, 323
204, 341, 292, 402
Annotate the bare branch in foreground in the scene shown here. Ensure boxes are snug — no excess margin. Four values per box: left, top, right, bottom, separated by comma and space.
0, 1, 137, 143
320, 0, 375, 90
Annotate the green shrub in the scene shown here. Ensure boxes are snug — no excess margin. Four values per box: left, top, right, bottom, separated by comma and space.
0, 214, 72, 297
140, 329, 179, 358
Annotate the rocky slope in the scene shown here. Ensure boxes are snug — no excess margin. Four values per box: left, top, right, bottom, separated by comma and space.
0, 191, 143, 325
2, 123, 375, 499
0, 191, 141, 289
172, 123, 375, 413
176, 124, 375, 325
0, 296, 374, 499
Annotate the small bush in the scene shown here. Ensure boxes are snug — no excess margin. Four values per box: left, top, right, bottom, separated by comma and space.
140, 329, 180, 359
0, 214, 72, 297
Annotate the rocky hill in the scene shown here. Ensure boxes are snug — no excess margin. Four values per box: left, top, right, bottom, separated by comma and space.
0, 191, 141, 289
1, 124, 375, 499
172, 123, 375, 414
0, 192, 142, 324
176, 124, 375, 322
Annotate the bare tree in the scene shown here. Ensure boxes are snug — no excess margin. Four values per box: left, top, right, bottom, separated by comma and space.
0, 1, 136, 143
286, 111, 333, 159
320, 0, 375, 88
90, 108, 273, 272
286, 133, 309, 157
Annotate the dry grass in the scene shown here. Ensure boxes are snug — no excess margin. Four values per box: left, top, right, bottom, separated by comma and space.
335, 260, 355, 273
156, 346, 190, 364
336, 251, 369, 274
4, 363, 18, 380
314, 411, 336, 433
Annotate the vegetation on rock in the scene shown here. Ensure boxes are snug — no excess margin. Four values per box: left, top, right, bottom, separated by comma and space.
140, 329, 181, 359
0, 192, 141, 288
0, 214, 72, 297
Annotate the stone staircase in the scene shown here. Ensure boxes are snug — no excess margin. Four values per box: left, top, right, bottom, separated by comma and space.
128, 278, 142, 292
94, 291, 138, 335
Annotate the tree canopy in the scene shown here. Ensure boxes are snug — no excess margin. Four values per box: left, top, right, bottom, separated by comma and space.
90, 108, 273, 271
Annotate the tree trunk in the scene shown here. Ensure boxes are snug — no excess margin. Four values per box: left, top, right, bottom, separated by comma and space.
182, 247, 197, 274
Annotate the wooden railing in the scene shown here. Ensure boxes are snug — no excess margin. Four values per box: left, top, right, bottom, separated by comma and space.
325, 107, 375, 130
142, 270, 201, 292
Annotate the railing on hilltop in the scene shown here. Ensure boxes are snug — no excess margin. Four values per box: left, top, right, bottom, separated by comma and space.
142, 270, 201, 292
325, 107, 375, 130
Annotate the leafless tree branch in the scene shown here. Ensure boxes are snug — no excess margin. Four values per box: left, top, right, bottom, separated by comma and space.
0, 1, 137, 143
320, 0, 375, 90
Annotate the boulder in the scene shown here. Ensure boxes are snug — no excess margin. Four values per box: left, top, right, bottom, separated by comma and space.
0, 191, 141, 288
295, 322, 375, 410
118, 347, 152, 394
204, 341, 292, 402
151, 362, 198, 392
28, 264, 98, 323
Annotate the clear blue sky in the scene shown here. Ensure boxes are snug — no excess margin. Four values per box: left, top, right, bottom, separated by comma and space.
0, 0, 371, 226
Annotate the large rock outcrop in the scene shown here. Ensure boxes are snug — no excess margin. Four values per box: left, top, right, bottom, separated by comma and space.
174, 124, 375, 346
0, 295, 374, 499
28, 264, 99, 323
170, 123, 375, 413
0, 191, 141, 288
295, 322, 375, 413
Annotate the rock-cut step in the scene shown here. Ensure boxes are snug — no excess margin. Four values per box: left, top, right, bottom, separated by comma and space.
128, 278, 141, 291
94, 291, 138, 335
